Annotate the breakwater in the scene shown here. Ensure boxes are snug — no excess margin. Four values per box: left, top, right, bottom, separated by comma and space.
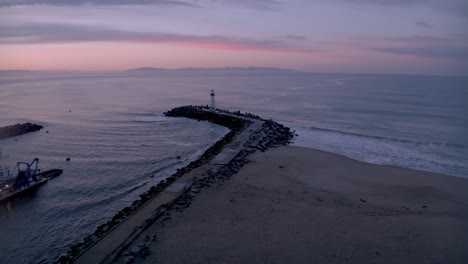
61, 106, 294, 263
166, 105, 294, 148
0, 123, 43, 140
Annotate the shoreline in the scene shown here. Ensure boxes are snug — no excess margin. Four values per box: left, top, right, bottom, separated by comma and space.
68, 107, 468, 263
290, 142, 468, 180
115, 145, 468, 264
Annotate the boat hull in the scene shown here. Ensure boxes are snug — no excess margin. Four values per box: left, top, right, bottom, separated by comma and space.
0, 179, 48, 203
38, 169, 63, 179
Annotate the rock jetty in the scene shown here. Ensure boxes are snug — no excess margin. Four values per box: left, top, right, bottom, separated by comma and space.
59, 106, 294, 263
0, 123, 43, 140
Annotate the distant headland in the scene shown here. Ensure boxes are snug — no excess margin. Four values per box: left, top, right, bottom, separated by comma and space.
127, 67, 301, 73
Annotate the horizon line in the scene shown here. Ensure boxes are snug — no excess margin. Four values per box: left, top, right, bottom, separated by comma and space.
0, 67, 466, 78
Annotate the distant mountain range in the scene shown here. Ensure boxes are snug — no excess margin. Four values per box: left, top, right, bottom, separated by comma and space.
127, 67, 169, 72
127, 67, 300, 73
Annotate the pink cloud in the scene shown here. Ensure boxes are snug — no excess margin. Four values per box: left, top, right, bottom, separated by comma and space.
129, 39, 317, 54
0, 23, 319, 54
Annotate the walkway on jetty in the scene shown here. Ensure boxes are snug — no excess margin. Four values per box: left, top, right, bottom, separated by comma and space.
70, 107, 293, 264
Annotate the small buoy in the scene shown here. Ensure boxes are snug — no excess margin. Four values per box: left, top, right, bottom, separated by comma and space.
69, 110, 71, 112
46, 131, 49, 133
176, 156, 181, 159
66, 157, 71, 161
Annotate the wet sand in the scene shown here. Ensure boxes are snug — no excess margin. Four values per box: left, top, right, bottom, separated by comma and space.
117, 146, 468, 264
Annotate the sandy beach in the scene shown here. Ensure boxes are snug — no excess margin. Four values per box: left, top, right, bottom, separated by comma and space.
106, 146, 468, 264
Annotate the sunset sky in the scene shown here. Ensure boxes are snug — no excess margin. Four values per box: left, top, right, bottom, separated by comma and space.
0, 0, 467, 75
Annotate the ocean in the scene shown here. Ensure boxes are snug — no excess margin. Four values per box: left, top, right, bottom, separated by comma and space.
0, 71, 467, 263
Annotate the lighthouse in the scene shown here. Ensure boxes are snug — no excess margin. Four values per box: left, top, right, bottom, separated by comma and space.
210, 89, 216, 112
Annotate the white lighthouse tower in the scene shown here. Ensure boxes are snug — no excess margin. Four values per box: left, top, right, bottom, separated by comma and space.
210, 89, 216, 112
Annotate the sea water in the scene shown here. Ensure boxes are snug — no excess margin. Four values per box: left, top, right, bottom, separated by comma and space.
0, 71, 466, 263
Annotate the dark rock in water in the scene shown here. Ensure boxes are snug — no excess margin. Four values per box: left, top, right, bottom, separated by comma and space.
0, 122, 43, 140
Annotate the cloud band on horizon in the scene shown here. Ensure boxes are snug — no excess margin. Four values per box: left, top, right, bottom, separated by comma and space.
0, 23, 318, 54
2, 23, 467, 61
0, 0, 199, 8
0, 0, 282, 10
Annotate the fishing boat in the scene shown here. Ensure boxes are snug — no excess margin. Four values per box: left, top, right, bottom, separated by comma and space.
0, 158, 63, 203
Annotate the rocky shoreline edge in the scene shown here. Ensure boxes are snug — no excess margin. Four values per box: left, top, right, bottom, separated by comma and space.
57, 106, 294, 263
0, 123, 43, 140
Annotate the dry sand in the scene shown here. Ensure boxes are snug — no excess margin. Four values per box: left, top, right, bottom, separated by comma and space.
117, 146, 468, 264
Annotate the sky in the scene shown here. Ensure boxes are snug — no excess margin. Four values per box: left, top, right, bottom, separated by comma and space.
0, 0, 467, 75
